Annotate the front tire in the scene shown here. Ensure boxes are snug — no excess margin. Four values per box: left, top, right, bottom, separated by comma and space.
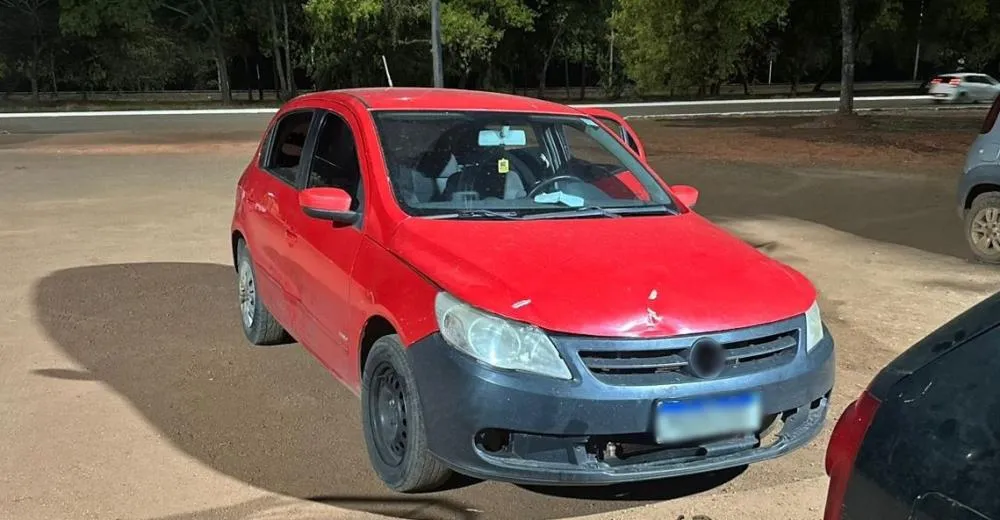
362, 335, 453, 492
236, 240, 291, 345
965, 192, 1000, 264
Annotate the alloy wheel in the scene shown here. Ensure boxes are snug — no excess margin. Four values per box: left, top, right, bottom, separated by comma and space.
970, 206, 1000, 254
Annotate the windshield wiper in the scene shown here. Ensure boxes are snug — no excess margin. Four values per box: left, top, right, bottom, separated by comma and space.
524, 206, 621, 220
425, 209, 523, 220
525, 204, 675, 220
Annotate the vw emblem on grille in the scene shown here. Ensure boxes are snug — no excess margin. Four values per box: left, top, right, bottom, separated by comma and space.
688, 338, 726, 379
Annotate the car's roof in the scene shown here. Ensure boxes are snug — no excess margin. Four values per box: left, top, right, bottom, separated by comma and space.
301, 87, 584, 115
939, 72, 986, 77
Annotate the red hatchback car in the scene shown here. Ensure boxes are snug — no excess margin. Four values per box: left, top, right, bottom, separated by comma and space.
230, 88, 835, 492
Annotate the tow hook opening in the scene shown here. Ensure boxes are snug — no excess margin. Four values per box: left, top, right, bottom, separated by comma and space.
476, 429, 511, 453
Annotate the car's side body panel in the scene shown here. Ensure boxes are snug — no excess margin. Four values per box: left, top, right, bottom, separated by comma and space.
345, 237, 442, 390
842, 323, 1000, 520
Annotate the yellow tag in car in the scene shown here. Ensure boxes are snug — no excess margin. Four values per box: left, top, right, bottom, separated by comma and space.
497, 158, 510, 174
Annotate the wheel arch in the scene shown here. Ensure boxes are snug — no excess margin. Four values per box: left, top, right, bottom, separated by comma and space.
231, 230, 245, 269
966, 183, 1000, 210
359, 315, 399, 377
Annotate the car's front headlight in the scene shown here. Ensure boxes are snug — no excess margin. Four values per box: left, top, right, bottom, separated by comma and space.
434, 292, 572, 380
805, 300, 824, 352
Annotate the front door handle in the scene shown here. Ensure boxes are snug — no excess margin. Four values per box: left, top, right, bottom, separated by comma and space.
285, 229, 298, 245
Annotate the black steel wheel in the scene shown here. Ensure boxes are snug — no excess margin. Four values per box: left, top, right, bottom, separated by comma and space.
361, 335, 452, 492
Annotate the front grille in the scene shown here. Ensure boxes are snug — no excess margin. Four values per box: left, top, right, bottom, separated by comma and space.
564, 325, 800, 385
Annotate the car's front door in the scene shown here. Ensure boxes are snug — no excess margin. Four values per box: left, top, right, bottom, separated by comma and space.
287, 108, 366, 379
243, 109, 315, 329
578, 107, 648, 161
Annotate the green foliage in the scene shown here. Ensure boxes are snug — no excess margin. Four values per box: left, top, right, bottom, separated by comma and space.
7, 0, 1000, 102
441, 0, 534, 78
613, 0, 789, 92
920, 0, 1000, 72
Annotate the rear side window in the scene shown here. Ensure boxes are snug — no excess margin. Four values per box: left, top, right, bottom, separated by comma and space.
982, 96, 1000, 134
263, 111, 314, 185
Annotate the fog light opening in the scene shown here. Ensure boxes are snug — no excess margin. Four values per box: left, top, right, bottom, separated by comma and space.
476, 429, 510, 453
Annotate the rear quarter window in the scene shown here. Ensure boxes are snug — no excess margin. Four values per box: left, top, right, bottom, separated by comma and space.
262, 111, 315, 185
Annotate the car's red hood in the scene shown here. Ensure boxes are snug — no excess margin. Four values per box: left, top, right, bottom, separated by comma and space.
389, 213, 816, 338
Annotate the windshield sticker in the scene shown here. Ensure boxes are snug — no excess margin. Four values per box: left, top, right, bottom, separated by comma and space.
498, 158, 510, 174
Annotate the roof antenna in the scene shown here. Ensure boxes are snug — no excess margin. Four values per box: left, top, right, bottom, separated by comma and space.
382, 55, 394, 87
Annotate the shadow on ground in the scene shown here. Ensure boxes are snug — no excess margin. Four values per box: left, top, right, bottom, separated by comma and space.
32, 262, 739, 520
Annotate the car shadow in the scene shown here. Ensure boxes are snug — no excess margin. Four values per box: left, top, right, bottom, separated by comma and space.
32, 262, 740, 520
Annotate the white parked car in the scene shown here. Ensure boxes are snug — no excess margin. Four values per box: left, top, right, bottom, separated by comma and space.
929, 72, 1000, 104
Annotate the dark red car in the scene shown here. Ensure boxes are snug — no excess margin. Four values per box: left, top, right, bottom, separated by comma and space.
230, 88, 835, 492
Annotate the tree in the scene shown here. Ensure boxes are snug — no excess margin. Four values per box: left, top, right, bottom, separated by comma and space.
439, 0, 534, 88
613, 0, 789, 94
772, 0, 839, 93
839, 0, 855, 113
1, 0, 58, 103
159, 0, 241, 104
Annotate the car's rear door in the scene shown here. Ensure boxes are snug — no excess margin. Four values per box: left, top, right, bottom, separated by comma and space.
577, 107, 648, 161
242, 109, 316, 328
842, 323, 1000, 520
286, 107, 367, 379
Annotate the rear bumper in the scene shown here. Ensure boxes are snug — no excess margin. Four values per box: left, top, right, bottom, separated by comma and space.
406, 318, 835, 485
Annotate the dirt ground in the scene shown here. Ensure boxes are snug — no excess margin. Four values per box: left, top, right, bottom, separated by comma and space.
1, 112, 998, 520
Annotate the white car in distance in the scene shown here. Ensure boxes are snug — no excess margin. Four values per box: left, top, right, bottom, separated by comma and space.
929, 72, 1000, 104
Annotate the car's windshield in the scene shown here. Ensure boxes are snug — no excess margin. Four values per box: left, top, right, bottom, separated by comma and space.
372, 111, 676, 219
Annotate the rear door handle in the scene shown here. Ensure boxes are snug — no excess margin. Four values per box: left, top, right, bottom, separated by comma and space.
285, 228, 298, 245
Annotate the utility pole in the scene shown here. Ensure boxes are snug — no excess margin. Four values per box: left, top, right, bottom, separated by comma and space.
912, 0, 924, 81
431, 0, 444, 87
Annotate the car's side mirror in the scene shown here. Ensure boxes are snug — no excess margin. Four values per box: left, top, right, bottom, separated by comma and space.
299, 187, 358, 225
671, 185, 699, 209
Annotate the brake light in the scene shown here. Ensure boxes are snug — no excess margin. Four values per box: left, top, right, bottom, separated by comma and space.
823, 390, 880, 520
982, 95, 1000, 134
950, 78, 962, 86
931, 78, 941, 84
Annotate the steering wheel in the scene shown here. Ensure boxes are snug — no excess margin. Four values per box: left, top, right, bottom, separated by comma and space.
527, 174, 588, 198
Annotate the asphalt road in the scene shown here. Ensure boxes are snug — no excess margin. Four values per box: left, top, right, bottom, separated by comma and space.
0, 95, 939, 136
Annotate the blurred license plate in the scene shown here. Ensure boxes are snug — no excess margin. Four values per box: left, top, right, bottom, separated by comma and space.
654, 393, 762, 444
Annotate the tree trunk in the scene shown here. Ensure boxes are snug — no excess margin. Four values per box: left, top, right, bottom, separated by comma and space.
562, 53, 570, 99
509, 63, 516, 94
30, 37, 41, 104
579, 41, 586, 100
256, 61, 264, 100
812, 55, 837, 93
537, 16, 567, 99
839, 0, 855, 115
282, 1, 296, 97
244, 56, 253, 101
214, 39, 232, 105
49, 49, 58, 99
269, 0, 289, 97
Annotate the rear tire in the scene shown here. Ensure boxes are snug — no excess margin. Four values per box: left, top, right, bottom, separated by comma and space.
362, 335, 453, 493
236, 240, 291, 345
965, 192, 1000, 264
